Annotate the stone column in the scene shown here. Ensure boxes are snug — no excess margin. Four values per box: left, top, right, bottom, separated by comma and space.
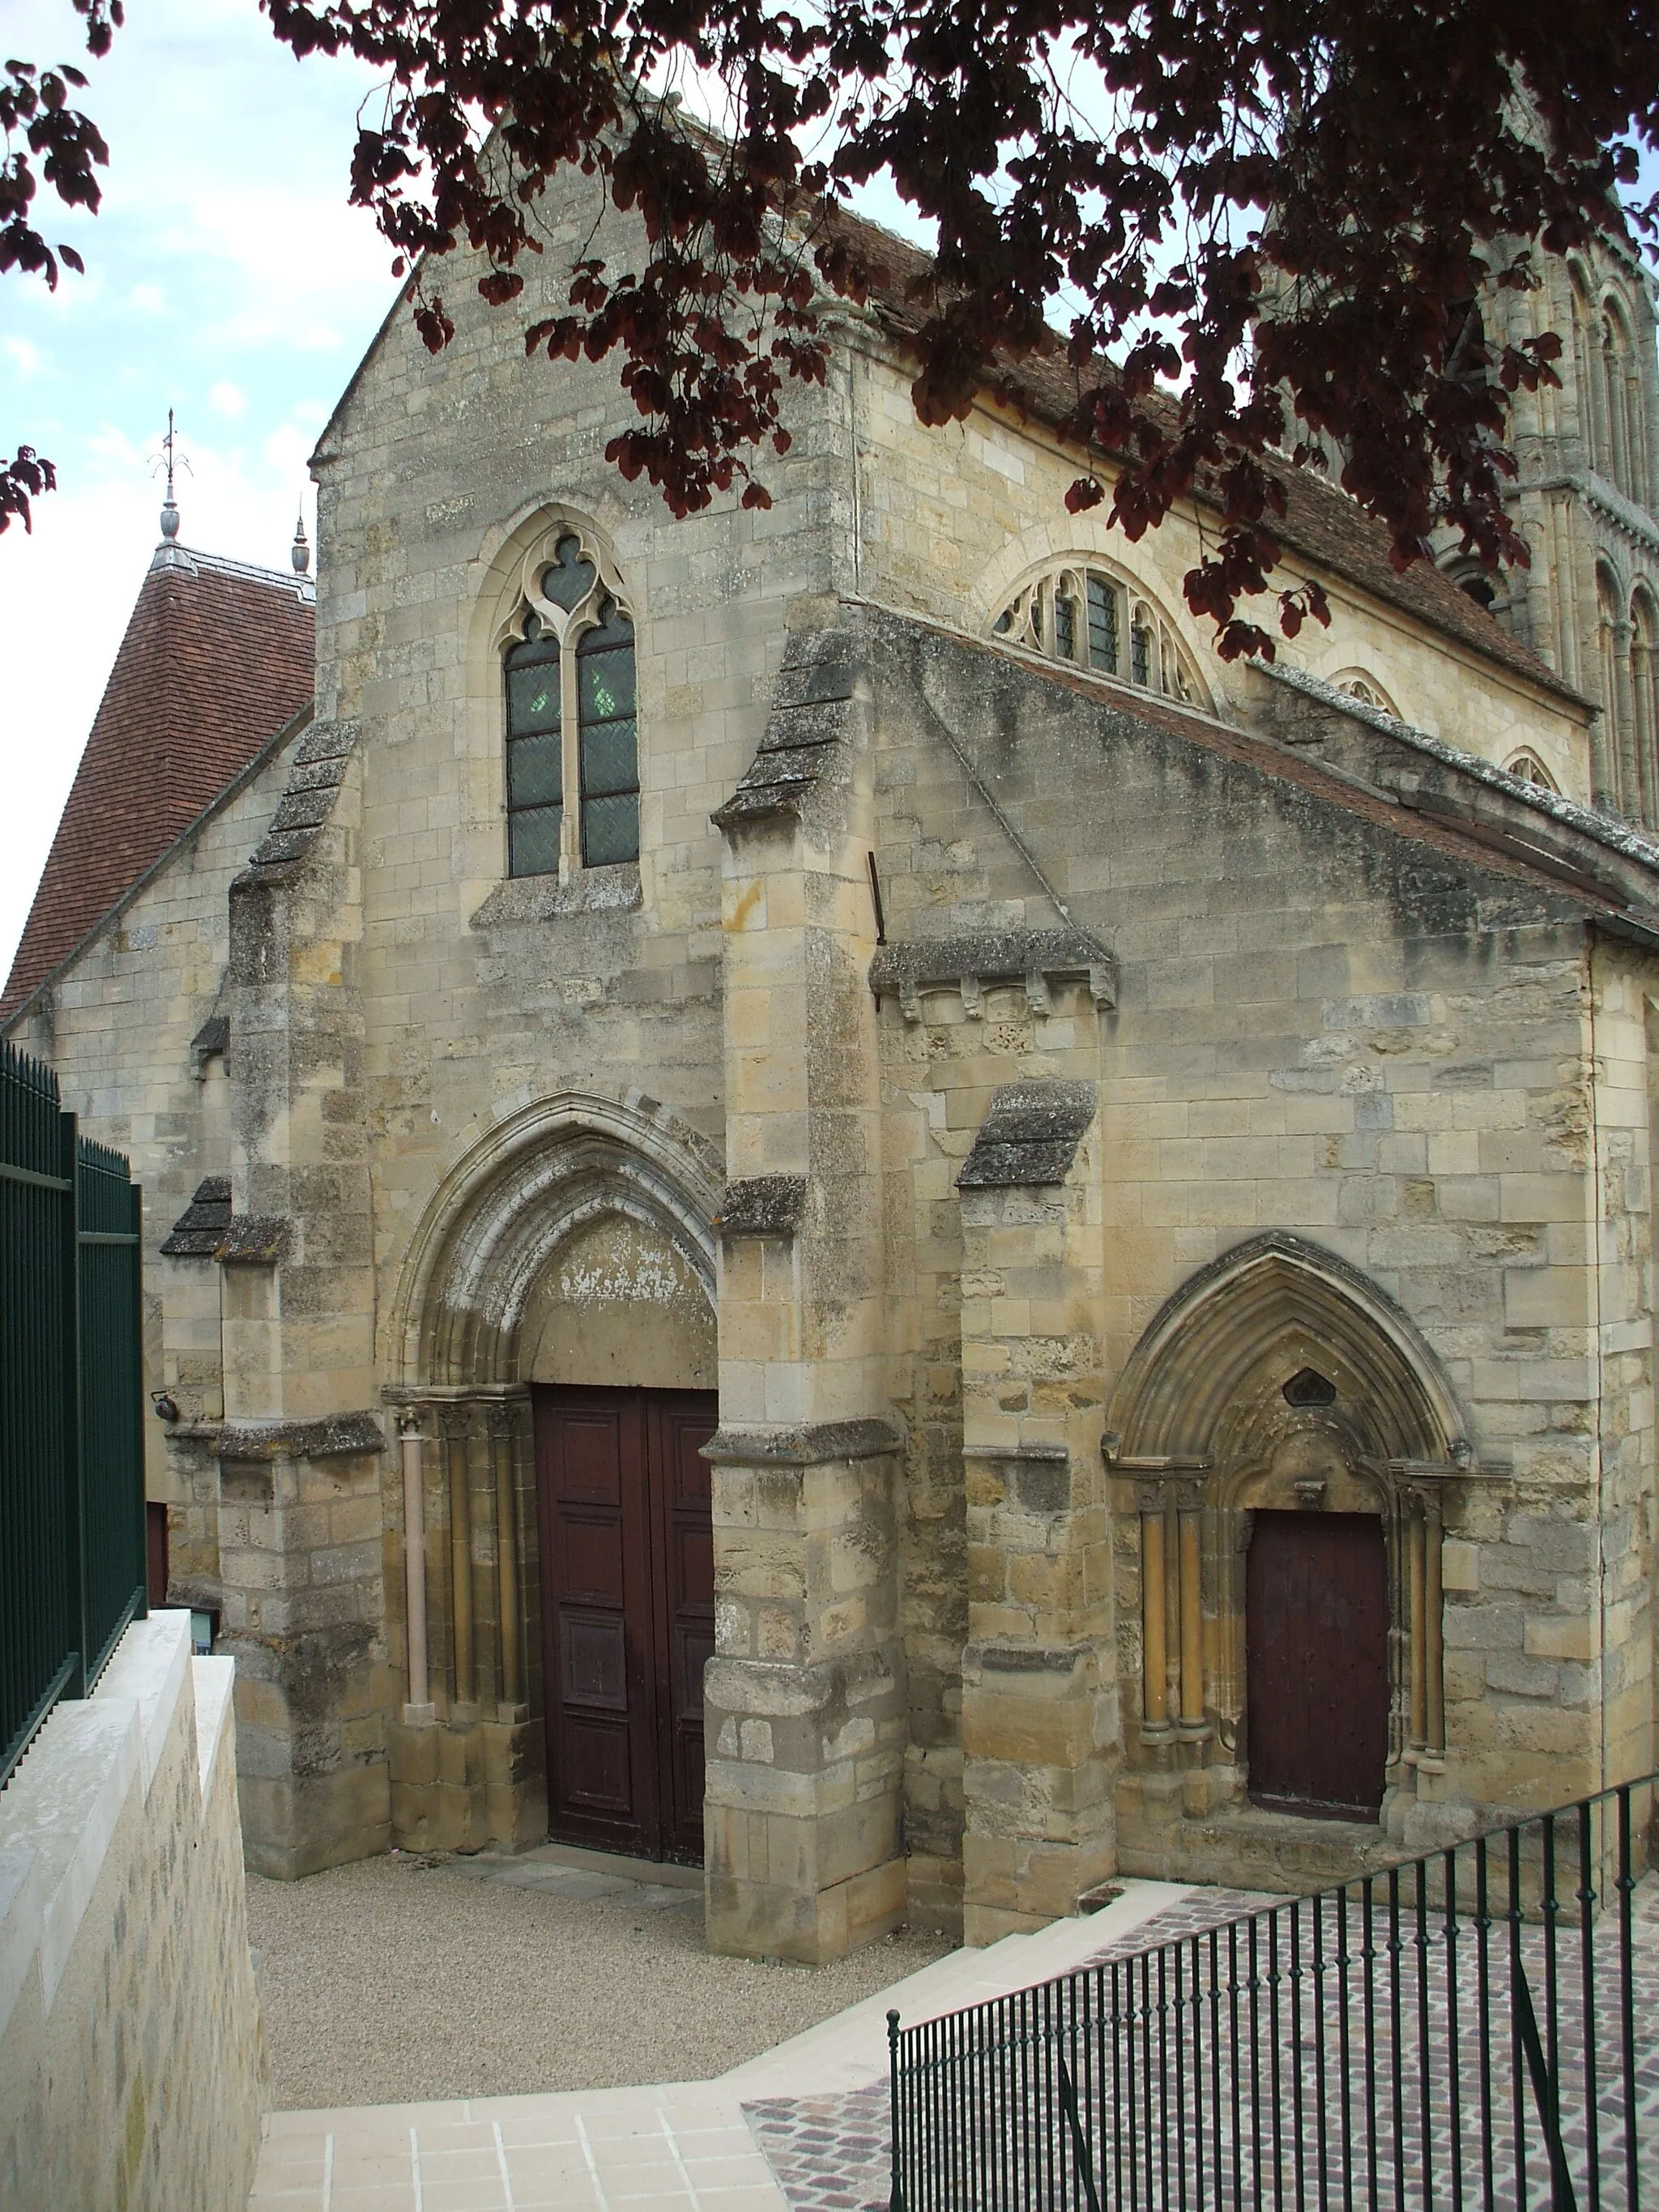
706, 628, 907, 1962
954, 1080, 1117, 1942
217, 716, 391, 1876
1614, 614, 1641, 821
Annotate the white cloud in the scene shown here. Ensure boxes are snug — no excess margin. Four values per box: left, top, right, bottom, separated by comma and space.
3, 337, 43, 377
209, 380, 247, 419
130, 282, 165, 315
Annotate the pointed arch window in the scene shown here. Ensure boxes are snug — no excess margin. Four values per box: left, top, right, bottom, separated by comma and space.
501, 526, 639, 879
991, 559, 1205, 707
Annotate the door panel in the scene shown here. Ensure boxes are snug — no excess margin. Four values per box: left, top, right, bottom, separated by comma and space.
535, 1383, 717, 1863
647, 1394, 719, 1864
1245, 1510, 1389, 1820
534, 1389, 656, 1854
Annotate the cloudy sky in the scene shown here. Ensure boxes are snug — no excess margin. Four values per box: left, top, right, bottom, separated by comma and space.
0, 0, 392, 977
0, 0, 939, 982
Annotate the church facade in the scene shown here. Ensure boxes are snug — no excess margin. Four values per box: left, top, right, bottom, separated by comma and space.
6, 191, 1658, 1960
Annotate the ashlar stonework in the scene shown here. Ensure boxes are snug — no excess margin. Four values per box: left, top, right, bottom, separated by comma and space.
6, 176, 1658, 1957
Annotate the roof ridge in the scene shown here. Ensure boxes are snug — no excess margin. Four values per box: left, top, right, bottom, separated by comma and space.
158, 542, 317, 599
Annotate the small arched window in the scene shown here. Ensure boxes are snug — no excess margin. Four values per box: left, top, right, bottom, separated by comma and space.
1505, 750, 1559, 793
991, 560, 1205, 706
1333, 671, 1401, 718
501, 526, 639, 878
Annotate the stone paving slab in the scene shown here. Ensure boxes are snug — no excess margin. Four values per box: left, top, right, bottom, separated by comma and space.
249, 2088, 787, 2210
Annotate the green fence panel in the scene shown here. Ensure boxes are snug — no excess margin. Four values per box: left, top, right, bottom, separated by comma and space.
1, 1041, 146, 1787
77, 1136, 147, 1690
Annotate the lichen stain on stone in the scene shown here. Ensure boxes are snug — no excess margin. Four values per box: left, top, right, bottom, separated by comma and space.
520, 1212, 716, 1390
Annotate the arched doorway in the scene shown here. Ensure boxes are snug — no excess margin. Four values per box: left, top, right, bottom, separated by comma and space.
523, 1212, 717, 1863
384, 1093, 721, 1859
1103, 1234, 1471, 1837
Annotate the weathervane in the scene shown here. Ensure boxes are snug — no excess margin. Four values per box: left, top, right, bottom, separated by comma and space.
150, 407, 192, 541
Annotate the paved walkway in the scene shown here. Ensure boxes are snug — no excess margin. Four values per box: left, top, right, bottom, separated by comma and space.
249, 1870, 1659, 2211
247, 1882, 1198, 2211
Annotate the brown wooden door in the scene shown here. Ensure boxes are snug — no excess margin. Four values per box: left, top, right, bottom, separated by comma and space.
1245, 1510, 1389, 1820
534, 1384, 717, 1863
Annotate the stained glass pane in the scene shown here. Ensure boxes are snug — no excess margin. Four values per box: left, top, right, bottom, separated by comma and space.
541, 535, 596, 608
579, 645, 636, 724
582, 791, 639, 866
507, 658, 561, 736
579, 596, 633, 654
1131, 620, 1152, 687
1086, 574, 1119, 673
1055, 594, 1077, 661
508, 730, 562, 808
509, 802, 562, 878
581, 717, 638, 798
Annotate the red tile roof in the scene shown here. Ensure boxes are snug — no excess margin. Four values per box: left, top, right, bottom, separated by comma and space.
2, 546, 316, 1021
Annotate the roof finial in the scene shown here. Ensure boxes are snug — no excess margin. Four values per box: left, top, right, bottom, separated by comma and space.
291, 509, 310, 575
160, 407, 181, 539
149, 410, 194, 570
147, 411, 197, 574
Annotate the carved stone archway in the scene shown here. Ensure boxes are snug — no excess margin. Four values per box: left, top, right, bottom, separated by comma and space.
379, 1093, 720, 1852
1103, 1234, 1473, 1832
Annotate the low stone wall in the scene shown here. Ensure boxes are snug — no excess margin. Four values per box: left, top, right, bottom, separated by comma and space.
0, 1611, 267, 2211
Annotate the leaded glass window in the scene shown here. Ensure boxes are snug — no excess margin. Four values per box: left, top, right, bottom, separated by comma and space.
505, 614, 563, 877
1085, 574, 1118, 674
501, 523, 641, 880
991, 561, 1201, 706
577, 597, 639, 866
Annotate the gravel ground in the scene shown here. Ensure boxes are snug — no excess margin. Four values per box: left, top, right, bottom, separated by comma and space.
245, 1852, 953, 2110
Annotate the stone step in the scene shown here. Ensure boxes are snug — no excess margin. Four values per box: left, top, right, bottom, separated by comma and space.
723, 1877, 1196, 2099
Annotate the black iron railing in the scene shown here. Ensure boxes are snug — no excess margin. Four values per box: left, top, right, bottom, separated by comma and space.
889, 1774, 1657, 2211
1, 1039, 147, 1786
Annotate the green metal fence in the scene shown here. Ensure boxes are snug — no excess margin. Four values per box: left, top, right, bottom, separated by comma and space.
1, 1038, 147, 1788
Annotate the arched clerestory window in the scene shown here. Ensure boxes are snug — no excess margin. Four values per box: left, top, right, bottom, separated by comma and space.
989, 557, 1208, 707
501, 525, 640, 879
1505, 749, 1559, 793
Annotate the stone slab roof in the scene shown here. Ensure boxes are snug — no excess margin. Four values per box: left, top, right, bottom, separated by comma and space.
958, 1080, 1098, 1188
2, 546, 315, 1021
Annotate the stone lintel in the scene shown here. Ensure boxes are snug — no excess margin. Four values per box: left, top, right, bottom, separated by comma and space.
716, 1174, 808, 1239
702, 1416, 902, 1466
967, 1442, 1069, 1462
380, 1383, 531, 1404
215, 1411, 384, 1463
957, 1079, 1097, 1189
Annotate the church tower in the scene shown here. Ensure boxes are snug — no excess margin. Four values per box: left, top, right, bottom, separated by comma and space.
1465, 231, 1659, 821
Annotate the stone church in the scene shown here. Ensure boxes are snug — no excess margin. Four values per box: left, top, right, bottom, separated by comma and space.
6, 184, 1659, 1962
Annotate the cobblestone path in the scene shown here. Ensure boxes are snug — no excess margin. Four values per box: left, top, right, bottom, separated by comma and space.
746, 1876, 1659, 2212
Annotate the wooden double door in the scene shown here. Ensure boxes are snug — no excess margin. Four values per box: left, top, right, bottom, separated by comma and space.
533, 1385, 717, 1864
1245, 1510, 1390, 1822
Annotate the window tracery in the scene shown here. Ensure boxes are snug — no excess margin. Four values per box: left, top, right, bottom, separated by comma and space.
1333, 671, 1401, 718
498, 522, 639, 879
991, 559, 1205, 707
1504, 750, 1559, 793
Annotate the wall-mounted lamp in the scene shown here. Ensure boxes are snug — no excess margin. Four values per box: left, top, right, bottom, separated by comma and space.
150, 1390, 181, 1423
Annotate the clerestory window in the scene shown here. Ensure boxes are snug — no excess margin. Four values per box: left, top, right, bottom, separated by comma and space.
502, 528, 640, 879
991, 560, 1202, 706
